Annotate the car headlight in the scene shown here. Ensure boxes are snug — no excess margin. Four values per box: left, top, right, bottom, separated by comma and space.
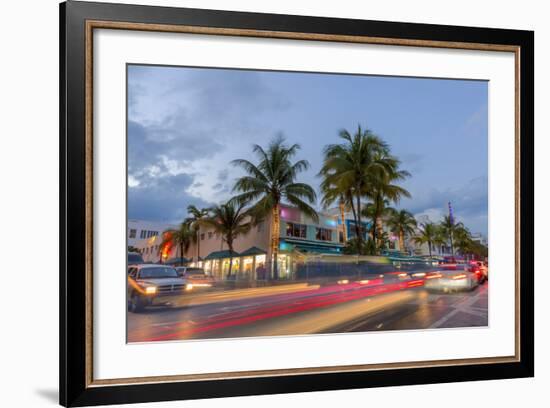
145, 286, 157, 294
186, 283, 194, 291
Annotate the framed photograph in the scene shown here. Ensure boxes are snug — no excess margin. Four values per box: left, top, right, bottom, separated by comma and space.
60, 1, 534, 406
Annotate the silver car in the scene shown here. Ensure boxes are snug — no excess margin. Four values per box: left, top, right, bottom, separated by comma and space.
127, 264, 190, 312
424, 266, 480, 292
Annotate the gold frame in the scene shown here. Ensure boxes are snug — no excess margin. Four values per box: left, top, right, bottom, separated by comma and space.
84, 20, 521, 388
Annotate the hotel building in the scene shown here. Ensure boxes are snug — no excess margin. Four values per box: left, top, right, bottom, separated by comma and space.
127, 219, 177, 248
135, 204, 345, 280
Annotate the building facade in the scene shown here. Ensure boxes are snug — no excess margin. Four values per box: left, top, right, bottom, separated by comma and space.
471, 232, 488, 247
127, 219, 178, 248
134, 205, 345, 280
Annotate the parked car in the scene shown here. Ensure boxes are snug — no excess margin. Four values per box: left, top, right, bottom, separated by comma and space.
175, 267, 215, 288
127, 251, 144, 266
127, 264, 189, 312
424, 265, 480, 292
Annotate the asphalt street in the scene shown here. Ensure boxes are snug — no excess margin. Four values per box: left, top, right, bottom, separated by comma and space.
127, 280, 488, 342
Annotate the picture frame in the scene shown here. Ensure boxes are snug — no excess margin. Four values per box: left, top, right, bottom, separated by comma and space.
60, 1, 534, 406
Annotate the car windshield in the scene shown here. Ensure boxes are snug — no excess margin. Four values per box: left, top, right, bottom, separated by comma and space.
128, 253, 144, 264
139, 267, 178, 279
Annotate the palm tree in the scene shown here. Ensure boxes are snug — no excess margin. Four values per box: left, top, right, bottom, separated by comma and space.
453, 224, 473, 259
387, 209, 417, 252
440, 215, 465, 256
201, 201, 253, 278
414, 222, 443, 259
185, 205, 210, 263
365, 153, 411, 246
158, 223, 194, 265
231, 136, 318, 279
319, 126, 390, 249
320, 187, 353, 243
362, 198, 398, 250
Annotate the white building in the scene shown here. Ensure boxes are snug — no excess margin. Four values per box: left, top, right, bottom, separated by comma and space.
471, 232, 488, 246
127, 219, 178, 248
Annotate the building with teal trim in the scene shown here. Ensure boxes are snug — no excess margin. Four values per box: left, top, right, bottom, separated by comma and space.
137, 204, 346, 280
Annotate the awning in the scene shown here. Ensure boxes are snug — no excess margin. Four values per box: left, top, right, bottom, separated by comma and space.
204, 250, 240, 260
239, 246, 267, 257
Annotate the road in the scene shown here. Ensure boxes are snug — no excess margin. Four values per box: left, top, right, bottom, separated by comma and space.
127, 280, 488, 343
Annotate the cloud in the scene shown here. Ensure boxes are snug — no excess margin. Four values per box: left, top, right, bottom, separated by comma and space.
402, 176, 488, 234
127, 66, 292, 221
128, 173, 212, 223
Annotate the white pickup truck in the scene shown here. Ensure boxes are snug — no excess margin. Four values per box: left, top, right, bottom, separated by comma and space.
127, 264, 189, 312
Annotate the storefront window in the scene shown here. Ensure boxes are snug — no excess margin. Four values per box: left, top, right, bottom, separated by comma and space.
255, 255, 267, 280
222, 259, 230, 276
277, 254, 290, 279
232, 258, 240, 275
243, 257, 253, 277
222, 258, 240, 277
204, 260, 212, 274
212, 260, 220, 278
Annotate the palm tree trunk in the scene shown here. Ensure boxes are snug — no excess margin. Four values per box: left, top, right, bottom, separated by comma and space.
339, 200, 347, 243
180, 242, 184, 266
271, 203, 280, 280
428, 242, 432, 258
376, 216, 383, 248
355, 193, 363, 248
196, 228, 200, 263
399, 230, 405, 252
349, 196, 359, 240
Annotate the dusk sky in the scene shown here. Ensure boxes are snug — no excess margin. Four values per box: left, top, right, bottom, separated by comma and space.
127, 64, 488, 236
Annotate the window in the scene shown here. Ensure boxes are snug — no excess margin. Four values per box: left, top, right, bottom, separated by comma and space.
129, 229, 137, 238
286, 223, 307, 239
200, 233, 205, 240
339, 231, 344, 243
140, 230, 146, 239
316, 228, 332, 241
208, 232, 213, 239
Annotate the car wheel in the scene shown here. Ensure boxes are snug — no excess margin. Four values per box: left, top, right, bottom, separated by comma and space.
129, 292, 145, 313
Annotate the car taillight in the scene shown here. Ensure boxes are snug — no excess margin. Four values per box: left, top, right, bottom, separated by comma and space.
452, 274, 467, 280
